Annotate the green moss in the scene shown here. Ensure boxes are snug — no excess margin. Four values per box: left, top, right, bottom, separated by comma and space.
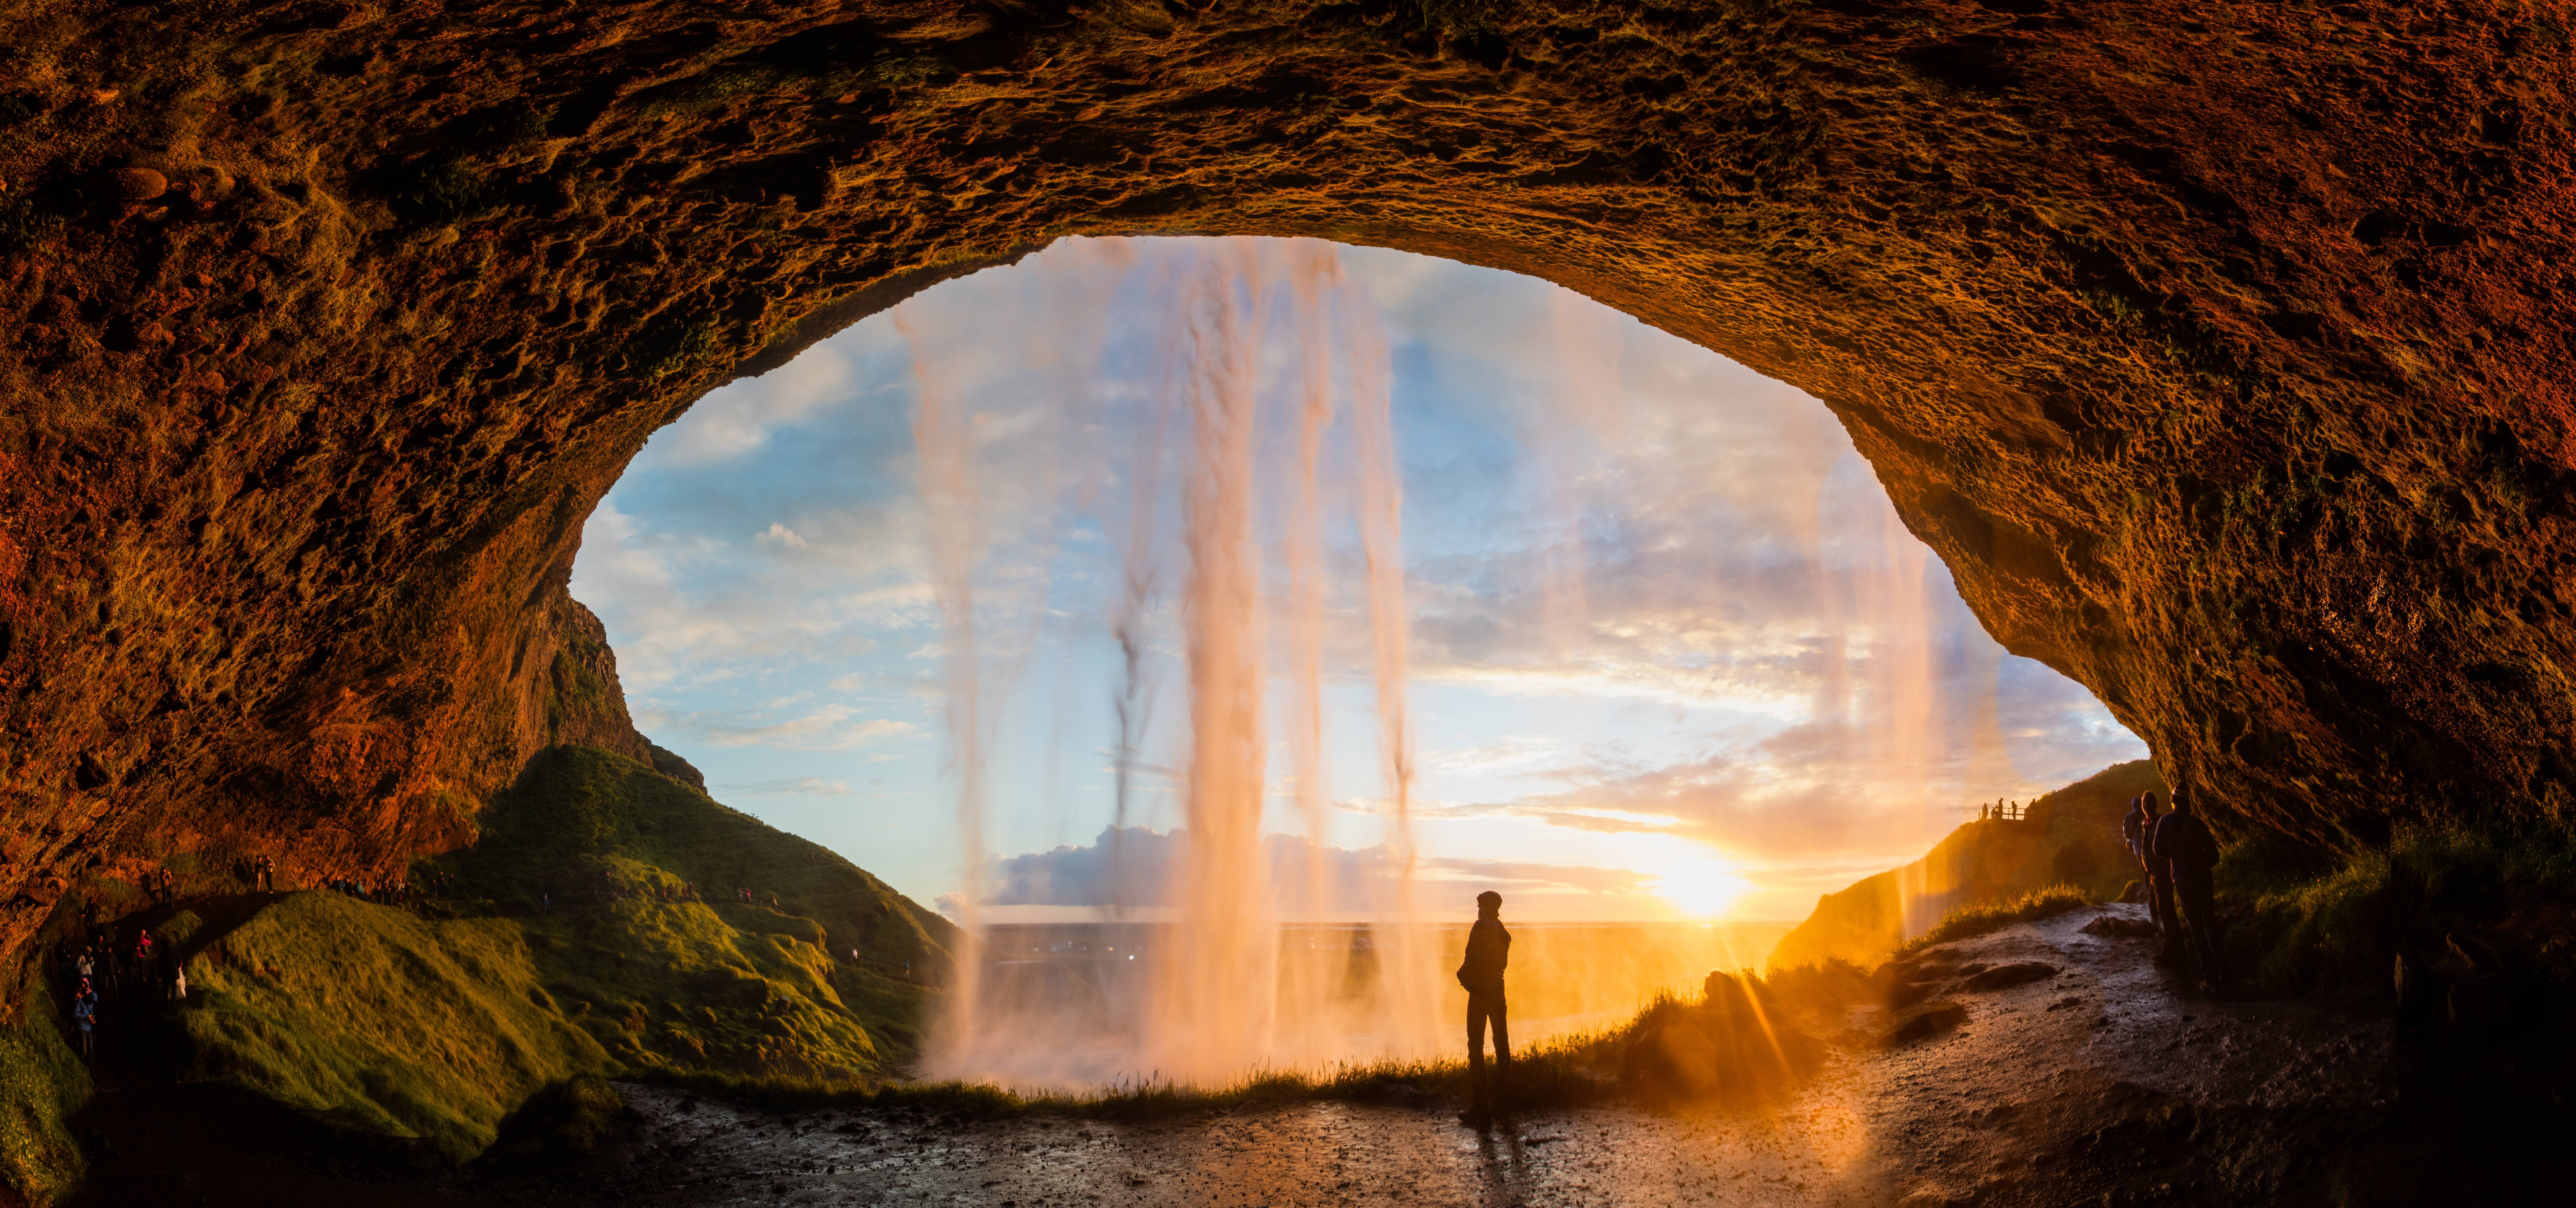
0, 973, 90, 1206
483, 1073, 628, 1166
179, 892, 611, 1163
2221, 843, 2389, 997
430, 745, 954, 1081
157, 745, 950, 1163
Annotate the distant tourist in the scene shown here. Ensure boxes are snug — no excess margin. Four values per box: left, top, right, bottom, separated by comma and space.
1455, 890, 1513, 1128
2152, 785, 2225, 990
170, 963, 188, 1004
72, 981, 96, 1059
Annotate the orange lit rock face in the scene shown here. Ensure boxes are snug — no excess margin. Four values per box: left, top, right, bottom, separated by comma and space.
0, 0, 2570, 955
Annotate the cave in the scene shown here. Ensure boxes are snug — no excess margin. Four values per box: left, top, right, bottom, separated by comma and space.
3, 0, 2572, 1171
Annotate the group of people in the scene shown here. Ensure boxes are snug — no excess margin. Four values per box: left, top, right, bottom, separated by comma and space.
56, 911, 189, 1063
329, 875, 426, 908
2122, 786, 2225, 990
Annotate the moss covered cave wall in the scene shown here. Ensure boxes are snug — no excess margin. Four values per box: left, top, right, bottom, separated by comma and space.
0, 0, 2572, 970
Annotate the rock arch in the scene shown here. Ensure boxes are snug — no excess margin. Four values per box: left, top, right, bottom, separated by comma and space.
2, 0, 2571, 956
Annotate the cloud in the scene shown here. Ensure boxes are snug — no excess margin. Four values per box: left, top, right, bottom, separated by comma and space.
717, 777, 854, 796
672, 704, 918, 751
974, 827, 1647, 914
1414, 856, 1657, 896
757, 523, 809, 549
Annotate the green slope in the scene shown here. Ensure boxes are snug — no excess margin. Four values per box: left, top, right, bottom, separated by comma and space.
179, 892, 611, 1162
434, 744, 958, 1066
1767, 760, 2166, 970
160, 743, 955, 1164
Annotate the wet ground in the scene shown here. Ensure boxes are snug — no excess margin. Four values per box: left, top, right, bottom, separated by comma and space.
75, 904, 2413, 1207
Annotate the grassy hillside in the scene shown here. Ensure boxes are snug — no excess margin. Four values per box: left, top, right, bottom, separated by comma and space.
1768, 760, 2165, 970
179, 892, 612, 1162
431, 744, 959, 1069
113, 743, 961, 1171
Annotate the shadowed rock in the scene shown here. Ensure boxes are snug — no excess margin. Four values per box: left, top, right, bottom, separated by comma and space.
2082, 914, 2162, 940
1884, 1001, 1971, 1048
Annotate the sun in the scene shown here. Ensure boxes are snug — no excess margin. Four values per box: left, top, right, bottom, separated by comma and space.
1655, 858, 1754, 920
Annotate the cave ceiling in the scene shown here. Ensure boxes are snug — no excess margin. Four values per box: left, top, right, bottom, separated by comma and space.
1, 0, 2571, 957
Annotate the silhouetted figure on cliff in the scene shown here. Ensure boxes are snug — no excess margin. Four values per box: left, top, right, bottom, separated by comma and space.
2152, 786, 2225, 990
1457, 890, 1512, 1127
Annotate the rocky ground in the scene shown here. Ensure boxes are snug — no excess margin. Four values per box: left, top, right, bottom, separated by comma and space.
68, 903, 2414, 1207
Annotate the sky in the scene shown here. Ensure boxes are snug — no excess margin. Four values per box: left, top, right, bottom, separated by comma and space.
570, 237, 2147, 924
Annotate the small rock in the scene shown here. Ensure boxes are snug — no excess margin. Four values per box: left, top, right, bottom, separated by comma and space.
2081, 914, 2158, 939
107, 167, 167, 201
1958, 962, 2058, 992
1883, 1000, 1969, 1047
34, 296, 79, 324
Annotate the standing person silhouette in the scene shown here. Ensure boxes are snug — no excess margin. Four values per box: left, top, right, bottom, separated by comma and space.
2152, 784, 2225, 991
2124, 791, 2168, 935
1456, 891, 1512, 1127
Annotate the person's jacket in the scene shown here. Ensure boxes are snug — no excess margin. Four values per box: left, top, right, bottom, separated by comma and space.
71, 996, 93, 1025
2120, 804, 2149, 858
2151, 811, 2220, 878
1457, 917, 1511, 995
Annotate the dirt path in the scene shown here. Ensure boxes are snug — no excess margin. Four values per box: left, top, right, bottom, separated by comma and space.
74, 905, 2410, 1207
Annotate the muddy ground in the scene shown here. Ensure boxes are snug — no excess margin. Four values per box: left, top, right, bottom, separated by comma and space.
73, 904, 2424, 1207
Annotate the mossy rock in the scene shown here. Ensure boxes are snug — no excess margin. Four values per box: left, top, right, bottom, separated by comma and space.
163, 744, 956, 1166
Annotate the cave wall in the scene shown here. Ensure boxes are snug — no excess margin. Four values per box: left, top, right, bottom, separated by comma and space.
0, 0, 2571, 964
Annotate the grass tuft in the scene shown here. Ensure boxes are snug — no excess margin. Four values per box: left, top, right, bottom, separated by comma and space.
2215, 830, 2390, 997
1893, 884, 2092, 959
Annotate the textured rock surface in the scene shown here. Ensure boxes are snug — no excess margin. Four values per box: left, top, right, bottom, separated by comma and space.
0, 0, 2571, 966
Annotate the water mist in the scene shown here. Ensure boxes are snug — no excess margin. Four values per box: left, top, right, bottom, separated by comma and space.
908, 238, 1442, 1089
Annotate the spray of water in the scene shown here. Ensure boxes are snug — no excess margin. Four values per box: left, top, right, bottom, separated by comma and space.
908, 237, 1444, 1088
902, 237, 2031, 1090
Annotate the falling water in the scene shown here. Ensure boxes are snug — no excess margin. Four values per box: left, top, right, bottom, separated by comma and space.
901, 237, 2040, 1089
901, 307, 991, 1069
910, 238, 1441, 1088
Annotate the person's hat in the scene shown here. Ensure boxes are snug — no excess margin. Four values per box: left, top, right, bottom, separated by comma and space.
1475, 890, 1502, 909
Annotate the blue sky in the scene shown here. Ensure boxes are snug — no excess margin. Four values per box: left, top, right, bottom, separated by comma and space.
570, 237, 2145, 923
